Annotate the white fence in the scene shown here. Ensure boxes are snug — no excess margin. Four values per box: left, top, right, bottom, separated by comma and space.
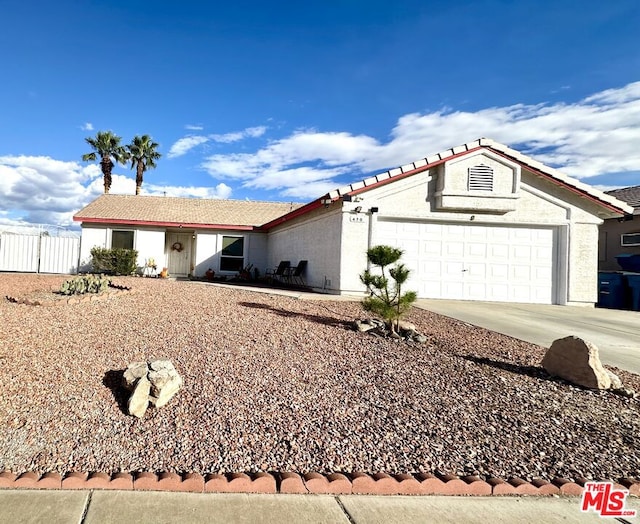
0, 233, 80, 274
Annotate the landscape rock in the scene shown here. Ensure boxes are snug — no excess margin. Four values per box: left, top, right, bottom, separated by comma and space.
122, 361, 149, 391
606, 370, 623, 390
148, 359, 183, 408
354, 320, 376, 333
542, 336, 612, 390
128, 375, 151, 418
398, 320, 416, 332
355, 318, 428, 343
123, 359, 182, 416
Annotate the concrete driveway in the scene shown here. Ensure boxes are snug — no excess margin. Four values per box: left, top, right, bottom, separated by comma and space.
416, 299, 640, 375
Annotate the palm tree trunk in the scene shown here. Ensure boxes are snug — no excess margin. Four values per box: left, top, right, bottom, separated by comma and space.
101, 158, 113, 194
135, 161, 144, 195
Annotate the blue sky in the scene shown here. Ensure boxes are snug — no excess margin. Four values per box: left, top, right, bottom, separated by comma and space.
1, 0, 639, 227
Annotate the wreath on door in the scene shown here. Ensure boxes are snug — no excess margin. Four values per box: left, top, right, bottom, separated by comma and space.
171, 241, 184, 252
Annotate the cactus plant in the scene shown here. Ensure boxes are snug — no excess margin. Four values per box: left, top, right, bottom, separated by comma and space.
59, 275, 112, 296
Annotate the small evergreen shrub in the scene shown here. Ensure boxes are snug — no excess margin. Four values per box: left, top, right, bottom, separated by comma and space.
90, 247, 138, 275
60, 274, 112, 295
360, 245, 417, 334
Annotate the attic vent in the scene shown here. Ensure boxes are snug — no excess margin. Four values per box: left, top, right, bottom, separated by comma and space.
468, 164, 494, 191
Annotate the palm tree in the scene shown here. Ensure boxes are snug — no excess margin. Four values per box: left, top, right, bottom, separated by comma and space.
126, 135, 161, 195
82, 131, 127, 194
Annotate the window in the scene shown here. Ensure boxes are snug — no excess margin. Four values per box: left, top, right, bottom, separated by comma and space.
468, 164, 494, 191
111, 230, 134, 249
621, 233, 640, 246
220, 236, 244, 271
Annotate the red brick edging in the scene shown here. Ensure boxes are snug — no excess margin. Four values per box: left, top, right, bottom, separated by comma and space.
1, 471, 638, 496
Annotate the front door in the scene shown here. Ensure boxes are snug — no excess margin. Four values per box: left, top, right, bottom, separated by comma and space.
167, 232, 191, 277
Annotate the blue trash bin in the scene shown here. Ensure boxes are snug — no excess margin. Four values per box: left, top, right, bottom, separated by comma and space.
597, 272, 628, 309
625, 274, 640, 311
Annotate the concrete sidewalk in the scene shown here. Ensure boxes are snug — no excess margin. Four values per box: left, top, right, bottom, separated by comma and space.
416, 299, 640, 374
3, 490, 637, 523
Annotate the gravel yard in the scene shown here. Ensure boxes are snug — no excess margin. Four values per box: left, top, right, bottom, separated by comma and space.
1, 273, 639, 482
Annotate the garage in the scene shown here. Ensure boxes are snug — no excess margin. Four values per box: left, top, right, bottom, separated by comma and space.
374, 219, 556, 304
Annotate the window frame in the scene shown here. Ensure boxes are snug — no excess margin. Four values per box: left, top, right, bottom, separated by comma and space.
111, 229, 135, 250
220, 235, 245, 272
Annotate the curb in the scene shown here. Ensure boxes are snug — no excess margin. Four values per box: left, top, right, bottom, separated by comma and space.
1, 471, 638, 496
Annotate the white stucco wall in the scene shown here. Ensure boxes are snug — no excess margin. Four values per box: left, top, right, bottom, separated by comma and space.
194, 232, 218, 276
193, 231, 268, 277
79, 226, 108, 271
267, 207, 343, 291
80, 225, 166, 272
135, 229, 166, 269
80, 224, 269, 278
247, 233, 268, 278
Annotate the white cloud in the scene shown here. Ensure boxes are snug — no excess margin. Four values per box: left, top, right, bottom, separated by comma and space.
211, 132, 244, 144
167, 135, 209, 158
185, 124, 204, 131
81, 122, 94, 131
211, 125, 268, 143
0, 155, 103, 226
200, 81, 640, 199
143, 182, 232, 199
168, 125, 268, 157
0, 152, 234, 227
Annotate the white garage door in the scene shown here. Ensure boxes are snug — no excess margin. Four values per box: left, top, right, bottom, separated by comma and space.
374, 220, 555, 304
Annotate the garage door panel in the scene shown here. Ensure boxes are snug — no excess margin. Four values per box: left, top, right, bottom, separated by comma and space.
374, 220, 556, 304
441, 281, 464, 298
512, 245, 533, 260
487, 283, 509, 301
467, 243, 487, 258
444, 242, 464, 257
489, 244, 509, 258
422, 240, 442, 257
488, 227, 510, 241
488, 264, 509, 279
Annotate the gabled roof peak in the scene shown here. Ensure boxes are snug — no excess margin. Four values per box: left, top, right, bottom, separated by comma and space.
321, 138, 632, 216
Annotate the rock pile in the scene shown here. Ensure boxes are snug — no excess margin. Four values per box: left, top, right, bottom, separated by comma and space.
355, 318, 428, 343
123, 360, 183, 418
542, 336, 636, 397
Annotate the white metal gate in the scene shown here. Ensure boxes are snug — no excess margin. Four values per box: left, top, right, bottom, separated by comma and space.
0, 233, 80, 274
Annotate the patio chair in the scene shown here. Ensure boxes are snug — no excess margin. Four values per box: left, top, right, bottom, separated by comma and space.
286, 260, 307, 286
266, 260, 290, 282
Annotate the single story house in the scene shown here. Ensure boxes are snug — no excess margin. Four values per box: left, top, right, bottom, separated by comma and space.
74, 138, 632, 306
599, 185, 640, 271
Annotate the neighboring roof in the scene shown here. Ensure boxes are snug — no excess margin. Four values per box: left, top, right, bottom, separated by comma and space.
606, 185, 640, 212
262, 137, 633, 229
74, 194, 302, 230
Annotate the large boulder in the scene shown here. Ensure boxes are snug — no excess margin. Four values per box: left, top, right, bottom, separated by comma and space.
542, 336, 612, 390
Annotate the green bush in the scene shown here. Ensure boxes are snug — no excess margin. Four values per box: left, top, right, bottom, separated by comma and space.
90, 247, 138, 275
60, 274, 112, 295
